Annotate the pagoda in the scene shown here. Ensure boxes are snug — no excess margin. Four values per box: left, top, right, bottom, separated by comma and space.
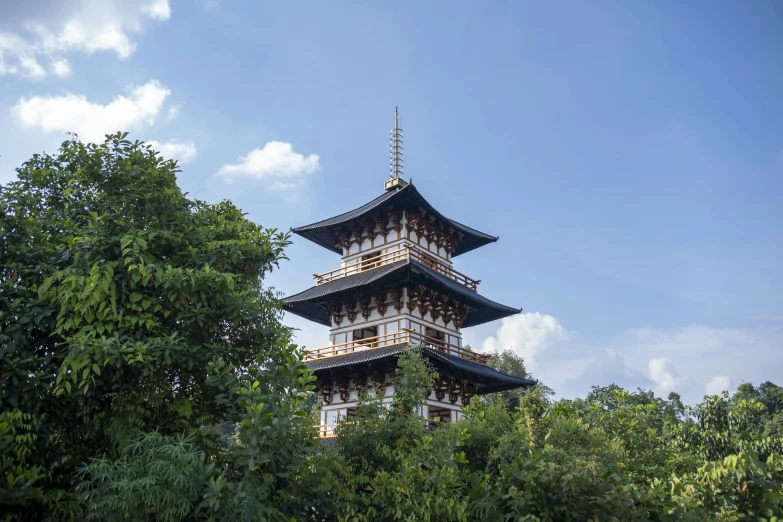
282, 109, 534, 436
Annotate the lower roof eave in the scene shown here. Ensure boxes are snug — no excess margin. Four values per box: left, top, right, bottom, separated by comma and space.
303, 343, 536, 394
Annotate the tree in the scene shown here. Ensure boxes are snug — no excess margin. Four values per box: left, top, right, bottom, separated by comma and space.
0, 134, 314, 520
6, 134, 783, 521
485, 349, 534, 411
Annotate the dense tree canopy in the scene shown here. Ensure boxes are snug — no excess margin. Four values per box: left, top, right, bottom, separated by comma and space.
283, 366, 783, 521
2, 135, 782, 521
0, 134, 314, 520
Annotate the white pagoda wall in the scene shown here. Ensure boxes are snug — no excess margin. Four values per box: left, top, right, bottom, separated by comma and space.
319, 209, 475, 436
328, 287, 462, 349
318, 371, 466, 436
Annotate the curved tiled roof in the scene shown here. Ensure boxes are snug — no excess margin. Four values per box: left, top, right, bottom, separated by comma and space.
291, 184, 497, 257
282, 259, 521, 328
304, 343, 536, 394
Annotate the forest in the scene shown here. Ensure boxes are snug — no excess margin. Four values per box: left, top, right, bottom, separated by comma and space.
1, 135, 782, 521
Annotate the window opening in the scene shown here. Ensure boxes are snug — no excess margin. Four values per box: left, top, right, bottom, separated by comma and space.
361, 250, 382, 271
419, 250, 440, 271
423, 327, 446, 351
426, 406, 452, 431
353, 326, 378, 347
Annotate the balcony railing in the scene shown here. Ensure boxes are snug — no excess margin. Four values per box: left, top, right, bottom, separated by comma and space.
304, 328, 490, 366
313, 244, 480, 291
315, 419, 446, 438
316, 423, 339, 438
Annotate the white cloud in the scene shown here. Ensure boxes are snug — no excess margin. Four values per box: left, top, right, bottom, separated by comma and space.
147, 140, 197, 164
648, 357, 688, 395
495, 317, 781, 404
165, 104, 182, 121
13, 80, 171, 144
706, 375, 733, 396
0, 0, 170, 78
216, 141, 320, 188
50, 58, 71, 77
142, 0, 172, 21
481, 312, 569, 369
468, 304, 783, 403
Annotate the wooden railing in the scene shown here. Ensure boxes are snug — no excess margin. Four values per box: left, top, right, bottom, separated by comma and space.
313, 244, 480, 291
316, 419, 446, 438
316, 423, 339, 438
304, 328, 490, 366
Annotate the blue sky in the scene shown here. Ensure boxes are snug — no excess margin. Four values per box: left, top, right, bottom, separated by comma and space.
2, 1, 782, 403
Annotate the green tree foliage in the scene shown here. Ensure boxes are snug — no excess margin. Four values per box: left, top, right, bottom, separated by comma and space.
285, 348, 471, 521
758, 382, 783, 439
485, 349, 534, 411
285, 349, 783, 521
0, 134, 314, 520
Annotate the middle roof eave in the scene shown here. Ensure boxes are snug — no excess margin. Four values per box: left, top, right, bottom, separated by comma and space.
290, 184, 498, 257
281, 259, 521, 328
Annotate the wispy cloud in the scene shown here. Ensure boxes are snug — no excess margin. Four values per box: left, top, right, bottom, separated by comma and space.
0, 0, 171, 78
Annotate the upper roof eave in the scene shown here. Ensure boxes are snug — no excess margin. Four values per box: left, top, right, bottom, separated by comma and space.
291, 183, 498, 257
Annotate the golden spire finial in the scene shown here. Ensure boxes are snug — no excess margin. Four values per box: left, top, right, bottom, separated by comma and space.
385, 106, 408, 190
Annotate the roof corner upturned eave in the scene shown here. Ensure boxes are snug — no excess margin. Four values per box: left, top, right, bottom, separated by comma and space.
290, 186, 408, 255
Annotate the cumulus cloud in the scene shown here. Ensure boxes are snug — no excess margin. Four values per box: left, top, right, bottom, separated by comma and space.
706, 375, 733, 396
475, 316, 781, 403
12, 80, 171, 144
0, 0, 170, 78
147, 140, 197, 164
481, 312, 569, 369
648, 357, 688, 395
216, 141, 320, 188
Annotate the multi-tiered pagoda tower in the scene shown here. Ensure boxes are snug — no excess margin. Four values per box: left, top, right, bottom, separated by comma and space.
283, 109, 533, 436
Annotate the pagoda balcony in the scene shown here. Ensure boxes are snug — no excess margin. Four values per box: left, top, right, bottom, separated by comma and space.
315, 419, 444, 438
313, 244, 480, 291
303, 328, 490, 366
